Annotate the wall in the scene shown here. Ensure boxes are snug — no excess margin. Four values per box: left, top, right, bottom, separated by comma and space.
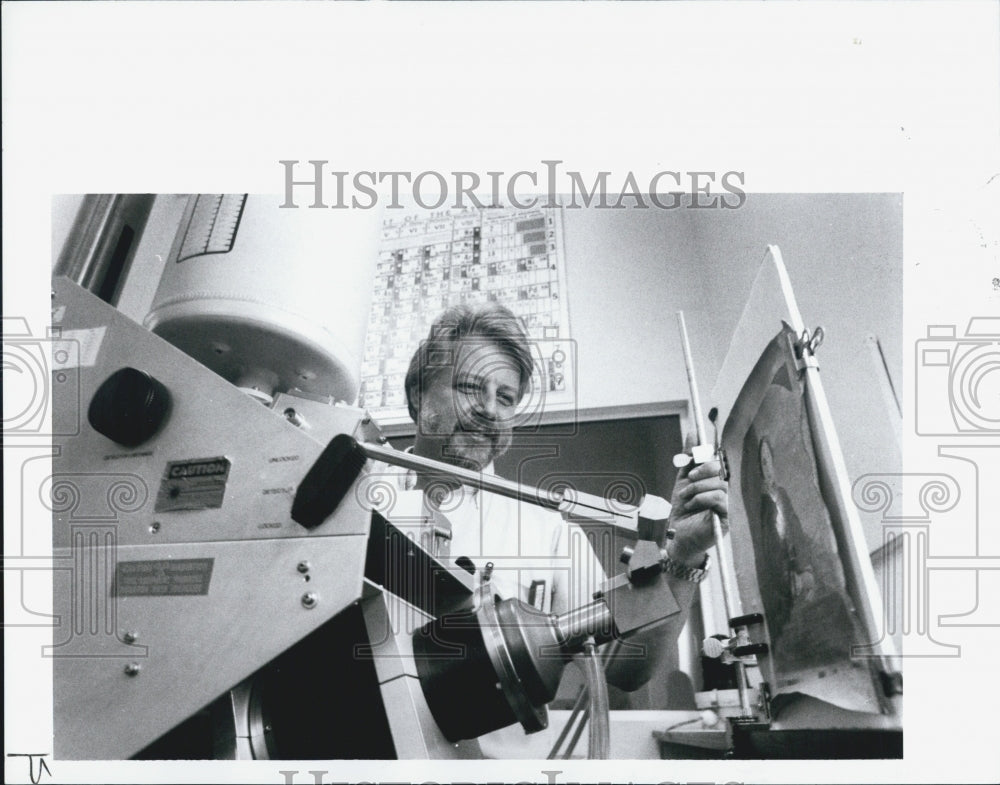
560, 206, 716, 412
561, 195, 903, 552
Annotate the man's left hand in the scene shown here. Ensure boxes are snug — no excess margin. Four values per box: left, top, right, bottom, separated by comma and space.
667, 458, 728, 567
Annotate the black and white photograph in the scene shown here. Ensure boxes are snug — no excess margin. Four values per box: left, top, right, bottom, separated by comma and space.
4, 3, 999, 784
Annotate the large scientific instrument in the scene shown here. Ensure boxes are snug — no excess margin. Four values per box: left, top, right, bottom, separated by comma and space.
49, 195, 693, 760
48, 196, 901, 760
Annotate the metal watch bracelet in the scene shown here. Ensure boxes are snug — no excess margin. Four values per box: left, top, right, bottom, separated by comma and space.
662, 552, 711, 583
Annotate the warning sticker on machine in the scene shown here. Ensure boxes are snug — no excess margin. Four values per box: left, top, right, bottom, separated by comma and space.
114, 558, 214, 596
155, 456, 231, 512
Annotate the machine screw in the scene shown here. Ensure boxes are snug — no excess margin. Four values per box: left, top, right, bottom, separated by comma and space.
123, 631, 139, 644
124, 663, 141, 677
301, 592, 318, 609
296, 561, 311, 574
149, 521, 161, 534
283, 408, 305, 427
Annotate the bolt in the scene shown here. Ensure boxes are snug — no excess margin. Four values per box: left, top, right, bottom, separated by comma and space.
123, 631, 139, 644
301, 592, 318, 609
149, 521, 161, 534
283, 408, 305, 427
296, 561, 311, 574
124, 663, 141, 677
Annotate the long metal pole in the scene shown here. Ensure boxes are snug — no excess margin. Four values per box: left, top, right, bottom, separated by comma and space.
675, 311, 753, 718
359, 440, 562, 510
358, 440, 650, 530
676, 311, 707, 445
358, 440, 655, 540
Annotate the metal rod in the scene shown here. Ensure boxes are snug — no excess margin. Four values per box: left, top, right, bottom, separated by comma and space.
359, 440, 635, 526
547, 688, 588, 759
676, 311, 707, 445
563, 708, 589, 759
359, 440, 565, 511
676, 310, 753, 718
713, 512, 753, 717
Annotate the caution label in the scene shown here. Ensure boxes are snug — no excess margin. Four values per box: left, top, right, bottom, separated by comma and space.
156, 456, 230, 512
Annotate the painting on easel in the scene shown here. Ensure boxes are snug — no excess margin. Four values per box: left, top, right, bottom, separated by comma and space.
723, 323, 883, 715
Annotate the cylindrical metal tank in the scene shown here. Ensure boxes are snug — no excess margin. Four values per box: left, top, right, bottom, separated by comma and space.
144, 195, 378, 404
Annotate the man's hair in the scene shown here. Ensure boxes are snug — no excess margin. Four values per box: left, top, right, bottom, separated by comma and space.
404, 303, 534, 421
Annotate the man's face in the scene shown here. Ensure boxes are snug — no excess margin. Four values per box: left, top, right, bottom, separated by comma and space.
412, 339, 522, 472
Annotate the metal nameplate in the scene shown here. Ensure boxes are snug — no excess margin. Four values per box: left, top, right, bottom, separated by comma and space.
114, 558, 214, 596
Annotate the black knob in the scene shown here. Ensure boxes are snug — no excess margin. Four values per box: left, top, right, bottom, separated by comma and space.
732, 642, 769, 657
729, 612, 765, 628
291, 434, 369, 529
88, 367, 171, 447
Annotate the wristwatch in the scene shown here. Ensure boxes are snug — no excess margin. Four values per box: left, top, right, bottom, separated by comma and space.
662, 551, 711, 583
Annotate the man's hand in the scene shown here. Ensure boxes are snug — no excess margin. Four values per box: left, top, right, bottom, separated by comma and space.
667, 457, 729, 568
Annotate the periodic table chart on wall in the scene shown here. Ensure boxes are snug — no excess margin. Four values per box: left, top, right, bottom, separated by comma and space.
361, 205, 576, 427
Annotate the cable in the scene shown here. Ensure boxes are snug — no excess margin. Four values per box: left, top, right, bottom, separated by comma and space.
548, 639, 624, 759
581, 639, 610, 759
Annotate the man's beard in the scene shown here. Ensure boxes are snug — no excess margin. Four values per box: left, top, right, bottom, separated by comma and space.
440, 427, 512, 471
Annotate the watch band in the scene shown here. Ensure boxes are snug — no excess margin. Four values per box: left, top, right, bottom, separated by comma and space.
662, 552, 711, 583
